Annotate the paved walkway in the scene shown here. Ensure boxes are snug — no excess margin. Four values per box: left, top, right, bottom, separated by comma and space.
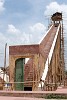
0, 96, 47, 100
55, 86, 67, 93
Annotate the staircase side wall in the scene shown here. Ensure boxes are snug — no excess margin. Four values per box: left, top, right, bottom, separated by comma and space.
44, 26, 62, 91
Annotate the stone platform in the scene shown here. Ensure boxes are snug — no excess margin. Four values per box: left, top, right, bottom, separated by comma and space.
0, 87, 67, 99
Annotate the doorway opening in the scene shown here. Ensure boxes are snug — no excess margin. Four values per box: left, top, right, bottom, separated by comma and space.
24, 87, 32, 91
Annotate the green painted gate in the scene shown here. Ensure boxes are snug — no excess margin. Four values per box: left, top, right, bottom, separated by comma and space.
15, 58, 25, 90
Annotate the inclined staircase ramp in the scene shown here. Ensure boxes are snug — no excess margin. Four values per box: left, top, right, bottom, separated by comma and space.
24, 24, 61, 90
39, 24, 61, 88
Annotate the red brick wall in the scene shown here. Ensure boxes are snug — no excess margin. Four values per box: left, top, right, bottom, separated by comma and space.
9, 44, 39, 55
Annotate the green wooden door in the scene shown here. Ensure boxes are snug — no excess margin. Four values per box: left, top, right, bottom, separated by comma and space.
15, 58, 25, 90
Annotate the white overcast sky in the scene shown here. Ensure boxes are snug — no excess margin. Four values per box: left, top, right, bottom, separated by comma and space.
0, 0, 67, 69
